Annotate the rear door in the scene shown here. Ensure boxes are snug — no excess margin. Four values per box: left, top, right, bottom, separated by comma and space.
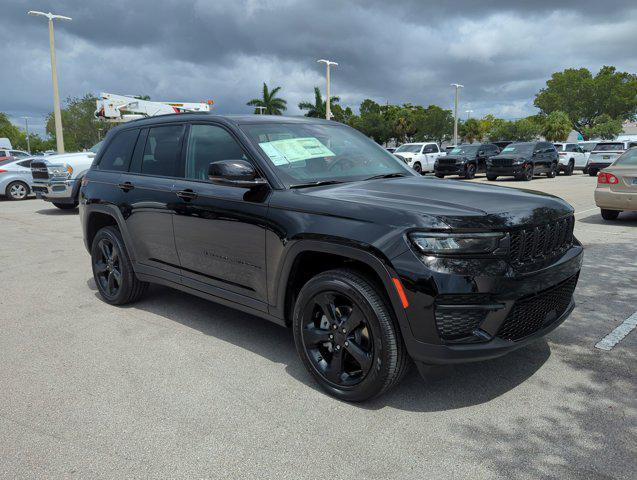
171, 122, 270, 309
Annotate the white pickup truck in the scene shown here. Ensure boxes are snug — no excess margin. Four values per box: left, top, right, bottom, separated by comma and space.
393, 142, 444, 174
30, 142, 101, 209
553, 142, 587, 175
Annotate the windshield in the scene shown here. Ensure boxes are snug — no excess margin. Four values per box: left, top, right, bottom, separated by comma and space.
450, 145, 480, 155
614, 148, 637, 166
395, 144, 422, 153
593, 143, 624, 151
579, 142, 597, 152
500, 143, 533, 155
242, 122, 412, 185
89, 141, 103, 153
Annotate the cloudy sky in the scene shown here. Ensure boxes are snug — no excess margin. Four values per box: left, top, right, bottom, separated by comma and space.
2, 0, 637, 135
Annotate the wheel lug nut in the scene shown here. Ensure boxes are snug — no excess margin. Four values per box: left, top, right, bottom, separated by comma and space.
344, 341, 349, 347
342, 328, 346, 334
332, 324, 337, 330
329, 334, 333, 339
335, 345, 341, 350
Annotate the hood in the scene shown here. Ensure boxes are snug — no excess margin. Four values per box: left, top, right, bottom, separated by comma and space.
43, 151, 95, 163
394, 151, 417, 158
441, 155, 468, 161
298, 176, 573, 230
491, 153, 529, 161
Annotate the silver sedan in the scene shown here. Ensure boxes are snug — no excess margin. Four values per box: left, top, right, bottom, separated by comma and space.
0, 157, 39, 200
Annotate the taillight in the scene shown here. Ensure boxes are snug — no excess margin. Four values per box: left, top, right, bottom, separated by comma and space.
0, 169, 7, 174
598, 172, 619, 184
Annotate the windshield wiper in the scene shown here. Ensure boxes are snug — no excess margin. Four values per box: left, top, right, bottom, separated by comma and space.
364, 173, 408, 181
289, 180, 346, 189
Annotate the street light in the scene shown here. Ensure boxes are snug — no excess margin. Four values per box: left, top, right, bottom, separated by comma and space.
28, 10, 72, 154
317, 59, 338, 120
465, 109, 473, 120
255, 106, 266, 115
22, 117, 31, 153
450, 83, 464, 146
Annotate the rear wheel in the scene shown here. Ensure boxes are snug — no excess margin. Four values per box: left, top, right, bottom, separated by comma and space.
413, 162, 422, 174
546, 162, 557, 178
565, 160, 574, 176
464, 163, 476, 179
601, 209, 620, 220
53, 202, 78, 210
486, 174, 497, 181
91, 226, 148, 305
292, 269, 409, 402
5, 181, 29, 200
589, 169, 598, 177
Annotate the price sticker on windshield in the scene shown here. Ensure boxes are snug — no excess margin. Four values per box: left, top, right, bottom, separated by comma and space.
259, 137, 335, 165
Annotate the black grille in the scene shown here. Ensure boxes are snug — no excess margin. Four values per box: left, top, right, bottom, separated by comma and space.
435, 294, 491, 341
509, 216, 574, 266
31, 161, 50, 180
492, 158, 514, 167
497, 274, 578, 341
438, 158, 458, 165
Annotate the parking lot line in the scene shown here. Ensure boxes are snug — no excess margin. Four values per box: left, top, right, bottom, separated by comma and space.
594, 311, 637, 351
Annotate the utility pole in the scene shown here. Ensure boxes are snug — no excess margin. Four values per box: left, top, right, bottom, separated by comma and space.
317, 59, 338, 120
255, 106, 266, 115
466, 109, 473, 120
22, 117, 31, 153
28, 10, 72, 154
450, 83, 464, 146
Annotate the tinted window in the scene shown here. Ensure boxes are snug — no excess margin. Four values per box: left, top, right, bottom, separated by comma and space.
98, 129, 139, 171
185, 124, 246, 180
141, 125, 185, 177
593, 143, 624, 151
17, 160, 33, 168
395, 144, 422, 153
423, 144, 437, 153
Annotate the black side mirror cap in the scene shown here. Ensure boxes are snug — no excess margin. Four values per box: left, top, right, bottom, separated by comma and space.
208, 160, 268, 188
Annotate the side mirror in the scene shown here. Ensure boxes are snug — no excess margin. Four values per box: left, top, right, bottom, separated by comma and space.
208, 160, 267, 188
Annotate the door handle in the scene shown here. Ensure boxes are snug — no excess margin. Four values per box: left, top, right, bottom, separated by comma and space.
176, 189, 197, 201
118, 181, 134, 192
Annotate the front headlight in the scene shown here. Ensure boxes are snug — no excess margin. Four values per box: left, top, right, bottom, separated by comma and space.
409, 232, 505, 255
49, 164, 73, 177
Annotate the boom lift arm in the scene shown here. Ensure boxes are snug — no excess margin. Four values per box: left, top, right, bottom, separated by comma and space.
95, 92, 213, 122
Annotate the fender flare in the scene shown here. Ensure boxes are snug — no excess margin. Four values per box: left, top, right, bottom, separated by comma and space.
83, 204, 139, 264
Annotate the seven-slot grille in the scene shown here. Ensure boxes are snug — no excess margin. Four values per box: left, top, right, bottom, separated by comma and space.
30, 160, 50, 180
509, 216, 574, 266
491, 158, 514, 167
438, 158, 459, 165
497, 274, 578, 341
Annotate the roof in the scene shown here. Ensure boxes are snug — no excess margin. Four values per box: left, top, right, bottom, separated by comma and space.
121, 112, 334, 128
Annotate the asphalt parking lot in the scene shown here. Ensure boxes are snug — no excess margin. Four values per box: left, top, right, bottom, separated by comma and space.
0, 173, 635, 479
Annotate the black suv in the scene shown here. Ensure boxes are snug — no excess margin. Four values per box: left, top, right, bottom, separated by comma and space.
80, 115, 582, 402
487, 141, 559, 181
434, 143, 500, 179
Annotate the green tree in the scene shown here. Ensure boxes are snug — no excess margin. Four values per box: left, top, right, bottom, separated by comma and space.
585, 114, 624, 140
413, 105, 453, 144
534, 66, 637, 138
246, 82, 287, 115
46, 94, 112, 151
298, 87, 339, 118
350, 99, 390, 144
0, 113, 24, 147
512, 118, 541, 141
541, 111, 572, 141
459, 118, 484, 143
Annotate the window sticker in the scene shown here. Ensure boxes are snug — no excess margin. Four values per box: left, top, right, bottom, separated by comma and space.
259, 137, 335, 166
502, 146, 514, 152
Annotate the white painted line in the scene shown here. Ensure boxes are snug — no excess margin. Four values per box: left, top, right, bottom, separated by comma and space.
574, 207, 597, 215
595, 312, 637, 351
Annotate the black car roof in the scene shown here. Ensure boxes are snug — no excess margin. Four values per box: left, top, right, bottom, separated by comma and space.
120, 113, 334, 128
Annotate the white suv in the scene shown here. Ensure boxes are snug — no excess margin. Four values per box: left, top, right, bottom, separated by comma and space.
553, 142, 587, 175
393, 142, 443, 174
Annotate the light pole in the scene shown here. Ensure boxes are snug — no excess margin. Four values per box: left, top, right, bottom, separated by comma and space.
22, 117, 31, 153
465, 109, 473, 120
317, 59, 338, 120
255, 106, 266, 115
450, 83, 464, 146
28, 10, 72, 154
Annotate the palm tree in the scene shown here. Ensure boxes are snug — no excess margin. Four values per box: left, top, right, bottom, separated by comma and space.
298, 87, 340, 118
246, 83, 287, 115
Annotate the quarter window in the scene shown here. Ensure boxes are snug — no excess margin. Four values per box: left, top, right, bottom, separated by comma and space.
141, 125, 185, 177
98, 129, 139, 171
185, 124, 246, 180
17, 160, 33, 168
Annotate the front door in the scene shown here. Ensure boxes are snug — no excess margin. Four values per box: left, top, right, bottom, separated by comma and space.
172, 123, 270, 310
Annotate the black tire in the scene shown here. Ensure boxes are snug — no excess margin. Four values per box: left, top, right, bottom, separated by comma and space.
5, 181, 29, 200
91, 226, 148, 305
517, 164, 534, 181
589, 169, 598, 177
464, 163, 476, 179
583, 166, 589, 174
486, 174, 497, 181
435, 173, 445, 179
565, 160, 574, 176
53, 202, 78, 210
546, 162, 557, 178
413, 162, 422, 174
600, 209, 620, 220
292, 269, 409, 402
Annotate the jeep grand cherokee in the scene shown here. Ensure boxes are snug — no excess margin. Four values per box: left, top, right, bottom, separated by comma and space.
80, 114, 583, 402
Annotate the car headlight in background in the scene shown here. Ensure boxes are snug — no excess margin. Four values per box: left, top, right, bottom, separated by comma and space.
409, 232, 505, 255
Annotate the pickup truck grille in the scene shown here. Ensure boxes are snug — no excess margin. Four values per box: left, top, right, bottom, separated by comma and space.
509, 216, 574, 266
492, 158, 514, 167
31, 161, 50, 180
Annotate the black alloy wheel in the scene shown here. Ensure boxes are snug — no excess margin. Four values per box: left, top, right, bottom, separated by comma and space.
547, 162, 557, 178
94, 237, 122, 299
521, 164, 534, 181
413, 162, 422, 174
464, 163, 476, 179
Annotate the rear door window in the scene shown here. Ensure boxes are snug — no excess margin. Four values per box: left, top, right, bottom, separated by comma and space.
97, 129, 140, 171
140, 125, 186, 177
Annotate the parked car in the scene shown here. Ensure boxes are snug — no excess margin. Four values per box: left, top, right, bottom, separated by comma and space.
385, 147, 396, 153
30, 142, 102, 209
594, 147, 637, 220
444, 145, 456, 155
492, 141, 512, 150
587, 142, 628, 176
0, 157, 37, 200
393, 142, 443, 174
434, 143, 500, 179
486, 141, 558, 181
0, 149, 31, 161
80, 114, 582, 402
553, 142, 587, 175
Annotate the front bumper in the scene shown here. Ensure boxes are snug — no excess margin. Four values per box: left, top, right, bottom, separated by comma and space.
487, 164, 524, 176
595, 188, 637, 211
435, 164, 464, 175
32, 178, 77, 203
390, 243, 583, 364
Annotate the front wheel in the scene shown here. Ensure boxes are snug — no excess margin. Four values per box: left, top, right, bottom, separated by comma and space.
464, 163, 476, 179
53, 202, 78, 210
601, 209, 620, 220
91, 226, 148, 305
412, 162, 422, 174
546, 163, 557, 178
486, 174, 497, 181
435, 173, 445, 179
292, 269, 409, 402
5, 181, 29, 200
518, 164, 534, 181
